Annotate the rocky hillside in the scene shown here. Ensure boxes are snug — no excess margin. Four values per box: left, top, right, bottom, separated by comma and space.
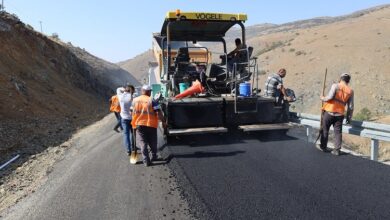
117, 49, 154, 83
119, 5, 390, 118
0, 12, 139, 163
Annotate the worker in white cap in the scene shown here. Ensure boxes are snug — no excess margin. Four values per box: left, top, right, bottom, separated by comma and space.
317, 73, 354, 155
131, 85, 166, 166
116, 84, 136, 159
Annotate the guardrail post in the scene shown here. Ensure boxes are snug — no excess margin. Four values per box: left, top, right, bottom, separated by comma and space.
305, 125, 313, 143
370, 139, 379, 161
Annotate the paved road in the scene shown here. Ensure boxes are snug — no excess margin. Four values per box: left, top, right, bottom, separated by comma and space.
164, 129, 390, 220
2, 115, 192, 220
3, 115, 390, 220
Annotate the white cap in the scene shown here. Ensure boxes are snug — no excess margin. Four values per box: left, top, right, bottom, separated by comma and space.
340, 73, 350, 77
141, 85, 151, 91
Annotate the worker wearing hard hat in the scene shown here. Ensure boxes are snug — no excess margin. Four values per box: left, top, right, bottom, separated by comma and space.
318, 73, 354, 156
131, 85, 166, 166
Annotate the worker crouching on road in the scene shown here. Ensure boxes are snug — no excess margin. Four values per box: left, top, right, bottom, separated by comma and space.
109, 94, 122, 133
131, 85, 166, 167
117, 84, 135, 157
318, 73, 354, 156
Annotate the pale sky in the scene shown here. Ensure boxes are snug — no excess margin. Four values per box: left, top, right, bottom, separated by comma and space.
3, 0, 389, 63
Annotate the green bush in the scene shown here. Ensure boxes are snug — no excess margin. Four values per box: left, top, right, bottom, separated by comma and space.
353, 107, 372, 121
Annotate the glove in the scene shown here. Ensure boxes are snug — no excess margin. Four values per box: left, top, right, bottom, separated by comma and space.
346, 109, 353, 124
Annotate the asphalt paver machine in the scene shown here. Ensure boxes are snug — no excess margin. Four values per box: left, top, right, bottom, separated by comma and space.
150, 10, 290, 139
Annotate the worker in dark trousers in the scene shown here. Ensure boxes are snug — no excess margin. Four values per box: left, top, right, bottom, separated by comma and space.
318, 73, 354, 155
109, 95, 122, 133
131, 85, 166, 166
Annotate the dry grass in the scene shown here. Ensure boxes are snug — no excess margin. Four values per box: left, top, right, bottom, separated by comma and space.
343, 134, 390, 162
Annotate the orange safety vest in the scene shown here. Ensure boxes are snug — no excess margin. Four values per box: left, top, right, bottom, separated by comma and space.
322, 82, 352, 114
131, 95, 159, 129
110, 95, 121, 113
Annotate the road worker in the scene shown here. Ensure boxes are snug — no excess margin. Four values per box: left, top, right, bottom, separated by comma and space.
227, 38, 244, 72
131, 85, 166, 166
117, 84, 135, 157
264, 68, 293, 103
109, 94, 122, 133
317, 73, 354, 155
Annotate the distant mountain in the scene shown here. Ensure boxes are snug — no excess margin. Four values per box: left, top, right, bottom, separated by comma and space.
117, 49, 154, 84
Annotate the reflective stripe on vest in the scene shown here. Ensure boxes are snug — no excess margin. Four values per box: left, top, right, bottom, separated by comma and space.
110, 95, 121, 112
131, 95, 158, 129
323, 82, 352, 114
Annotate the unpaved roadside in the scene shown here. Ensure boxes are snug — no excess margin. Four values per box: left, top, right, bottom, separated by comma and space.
0, 114, 194, 219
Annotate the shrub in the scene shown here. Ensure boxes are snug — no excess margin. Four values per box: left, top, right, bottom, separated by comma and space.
353, 107, 372, 121
289, 48, 295, 52
26, 24, 34, 31
51, 33, 59, 40
258, 70, 267, 75
256, 41, 284, 56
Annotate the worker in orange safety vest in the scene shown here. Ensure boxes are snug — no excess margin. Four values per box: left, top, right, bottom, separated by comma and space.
109, 94, 122, 133
131, 85, 166, 166
317, 73, 354, 156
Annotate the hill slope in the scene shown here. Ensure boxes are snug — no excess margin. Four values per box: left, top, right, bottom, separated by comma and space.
0, 12, 139, 162
251, 5, 390, 115
118, 5, 390, 117
117, 49, 154, 83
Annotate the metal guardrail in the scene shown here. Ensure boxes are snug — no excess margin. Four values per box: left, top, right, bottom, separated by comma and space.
290, 112, 390, 161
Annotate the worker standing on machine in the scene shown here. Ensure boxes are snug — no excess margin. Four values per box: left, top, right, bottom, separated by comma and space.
317, 73, 354, 155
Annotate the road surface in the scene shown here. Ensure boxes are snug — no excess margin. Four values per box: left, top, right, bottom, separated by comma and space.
164, 129, 390, 219
2, 115, 193, 220
2, 115, 390, 219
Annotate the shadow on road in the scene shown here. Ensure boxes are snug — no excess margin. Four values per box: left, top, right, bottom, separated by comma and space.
244, 130, 299, 142
164, 150, 245, 164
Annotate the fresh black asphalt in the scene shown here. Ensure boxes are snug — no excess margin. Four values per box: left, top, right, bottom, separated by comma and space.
163, 128, 390, 220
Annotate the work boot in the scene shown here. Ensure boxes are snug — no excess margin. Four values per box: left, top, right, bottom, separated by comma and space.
143, 160, 151, 167
151, 154, 159, 162
331, 149, 341, 156
316, 144, 329, 152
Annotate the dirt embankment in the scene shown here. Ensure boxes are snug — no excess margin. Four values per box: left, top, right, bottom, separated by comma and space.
0, 12, 138, 167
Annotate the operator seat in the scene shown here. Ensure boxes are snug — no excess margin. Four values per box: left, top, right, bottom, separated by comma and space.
175, 47, 190, 73
234, 46, 253, 74
175, 47, 190, 64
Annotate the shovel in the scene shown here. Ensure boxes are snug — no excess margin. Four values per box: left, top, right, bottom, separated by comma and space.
315, 68, 327, 144
130, 128, 138, 164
